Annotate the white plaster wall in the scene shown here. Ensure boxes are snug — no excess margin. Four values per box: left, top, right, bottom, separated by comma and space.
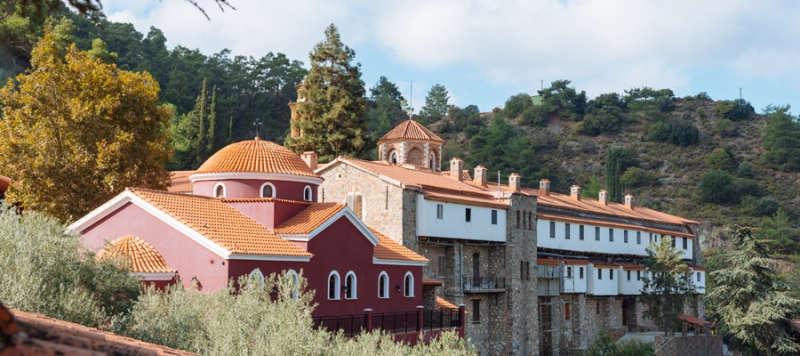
416, 195, 506, 242
692, 270, 706, 294
619, 268, 645, 295
563, 264, 587, 293
587, 265, 619, 296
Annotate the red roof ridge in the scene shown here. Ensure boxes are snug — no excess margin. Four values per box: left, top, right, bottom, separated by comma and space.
222, 197, 312, 205
378, 120, 444, 143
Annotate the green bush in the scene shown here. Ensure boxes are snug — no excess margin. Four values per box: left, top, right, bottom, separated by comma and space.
713, 118, 738, 137
700, 170, 736, 204
647, 121, 672, 142
738, 161, 755, 178
734, 178, 767, 198
577, 107, 624, 136
705, 148, 736, 172
668, 120, 699, 146
521, 105, 553, 127
582, 332, 655, 356
753, 196, 781, 217
503, 93, 531, 118
620, 167, 657, 187
0, 204, 141, 327
711, 99, 755, 121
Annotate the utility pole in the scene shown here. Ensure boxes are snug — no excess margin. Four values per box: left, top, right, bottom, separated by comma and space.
739, 88, 742, 100
541, 80, 544, 91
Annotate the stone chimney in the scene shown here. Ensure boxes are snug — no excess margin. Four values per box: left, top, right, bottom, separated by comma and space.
624, 194, 635, 209
509, 173, 521, 192
539, 179, 550, 196
570, 185, 581, 200
473, 165, 488, 187
301, 151, 318, 170
450, 158, 465, 180
599, 190, 608, 205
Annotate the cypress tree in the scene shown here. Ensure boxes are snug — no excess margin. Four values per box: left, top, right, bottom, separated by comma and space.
284, 24, 368, 162
227, 116, 233, 145
196, 78, 208, 164
207, 85, 217, 153
605, 148, 623, 203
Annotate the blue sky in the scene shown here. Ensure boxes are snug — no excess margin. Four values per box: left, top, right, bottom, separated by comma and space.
104, 0, 800, 114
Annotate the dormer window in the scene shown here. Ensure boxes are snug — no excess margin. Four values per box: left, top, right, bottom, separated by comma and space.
214, 183, 226, 198
260, 183, 275, 198
303, 186, 312, 201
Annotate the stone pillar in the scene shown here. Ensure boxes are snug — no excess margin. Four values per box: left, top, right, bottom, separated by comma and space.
416, 306, 424, 333
365, 308, 373, 333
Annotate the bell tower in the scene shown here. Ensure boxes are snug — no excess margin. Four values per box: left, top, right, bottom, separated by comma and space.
377, 120, 444, 172
288, 82, 310, 139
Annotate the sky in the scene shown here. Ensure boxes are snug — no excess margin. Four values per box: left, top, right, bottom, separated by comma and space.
103, 0, 800, 114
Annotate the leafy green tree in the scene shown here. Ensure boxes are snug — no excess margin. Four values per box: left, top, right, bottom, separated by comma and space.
576, 106, 624, 136
580, 175, 602, 199
285, 24, 367, 161
707, 225, 800, 355
639, 237, 696, 335
761, 105, 800, 171
738, 161, 755, 178
87, 37, 117, 63
711, 99, 755, 122
0, 25, 171, 221
538, 79, 586, 120
758, 208, 798, 252
647, 121, 672, 142
605, 147, 638, 203
503, 93, 531, 118
668, 120, 699, 146
467, 117, 547, 186
705, 147, 736, 172
620, 167, 657, 188
699, 170, 736, 204
419, 84, 449, 125
0, 204, 140, 327
624, 87, 675, 112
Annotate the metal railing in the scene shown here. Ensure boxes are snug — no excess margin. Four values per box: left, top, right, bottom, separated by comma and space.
462, 276, 505, 291
312, 308, 462, 337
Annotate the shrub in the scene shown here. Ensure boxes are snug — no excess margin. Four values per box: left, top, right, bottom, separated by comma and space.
754, 196, 781, 217
0, 204, 141, 327
669, 120, 699, 146
577, 107, 624, 136
647, 121, 672, 142
503, 93, 531, 118
620, 167, 657, 187
521, 105, 553, 127
714, 118, 738, 137
738, 161, 755, 178
734, 178, 767, 198
705, 148, 736, 172
700, 170, 736, 204
582, 332, 655, 356
711, 99, 755, 121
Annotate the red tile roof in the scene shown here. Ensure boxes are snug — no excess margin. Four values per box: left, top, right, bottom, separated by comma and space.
371, 228, 428, 262
0, 302, 198, 355
537, 213, 695, 239
168, 171, 194, 193
274, 203, 345, 235
128, 188, 312, 258
422, 278, 443, 286
678, 314, 710, 325
435, 296, 460, 311
378, 120, 443, 144
195, 139, 320, 178
99, 235, 175, 274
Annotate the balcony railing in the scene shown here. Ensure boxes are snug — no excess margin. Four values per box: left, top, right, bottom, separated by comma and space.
462, 276, 505, 292
312, 308, 463, 337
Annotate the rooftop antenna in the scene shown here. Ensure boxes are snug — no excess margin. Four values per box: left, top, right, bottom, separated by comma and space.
739, 88, 742, 100
254, 118, 262, 139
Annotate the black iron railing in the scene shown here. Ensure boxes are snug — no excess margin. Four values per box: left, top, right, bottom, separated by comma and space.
463, 276, 505, 291
312, 308, 462, 337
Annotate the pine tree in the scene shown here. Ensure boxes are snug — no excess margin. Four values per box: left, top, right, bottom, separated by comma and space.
639, 237, 695, 335
284, 24, 367, 162
196, 78, 208, 165
227, 116, 233, 145
761, 105, 800, 171
207, 85, 217, 153
605, 148, 623, 203
707, 225, 800, 355
419, 84, 449, 126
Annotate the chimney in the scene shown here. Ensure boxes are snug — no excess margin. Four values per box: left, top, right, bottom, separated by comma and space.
570, 185, 581, 200
301, 151, 318, 170
599, 190, 608, 205
538, 179, 550, 196
509, 173, 521, 192
450, 158, 465, 180
473, 165, 488, 187
624, 194, 635, 209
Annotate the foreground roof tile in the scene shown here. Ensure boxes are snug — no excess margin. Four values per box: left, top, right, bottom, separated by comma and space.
195, 139, 320, 178
370, 228, 428, 262
274, 203, 345, 235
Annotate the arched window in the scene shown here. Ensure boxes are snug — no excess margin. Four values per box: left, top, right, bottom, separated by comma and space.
213, 183, 226, 198
378, 272, 389, 298
328, 271, 340, 300
260, 183, 275, 198
303, 186, 313, 201
403, 272, 414, 297
429, 153, 435, 170
249, 268, 265, 287
390, 151, 398, 165
286, 269, 299, 300
528, 212, 532, 230
345, 271, 357, 299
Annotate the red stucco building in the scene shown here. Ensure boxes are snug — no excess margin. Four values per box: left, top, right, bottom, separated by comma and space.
68, 138, 429, 317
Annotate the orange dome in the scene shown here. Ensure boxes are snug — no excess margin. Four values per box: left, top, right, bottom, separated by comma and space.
195, 139, 320, 178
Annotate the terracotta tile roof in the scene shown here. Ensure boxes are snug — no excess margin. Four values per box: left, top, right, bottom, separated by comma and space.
99, 235, 175, 274
421, 189, 508, 209
525, 188, 699, 226
128, 188, 311, 258
195, 139, 320, 178
562, 259, 591, 265
223, 197, 311, 205
422, 278, 443, 286
274, 203, 345, 235
0, 175, 9, 196
370, 228, 428, 262
435, 297, 462, 312
678, 314, 710, 325
688, 263, 706, 271
168, 171, 194, 192
537, 213, 695, 239
378, 120, 443, 143
593, 262, 619, 268
537, 258, 560, 266
619, 263, 646, 271
0, 302, 198, 355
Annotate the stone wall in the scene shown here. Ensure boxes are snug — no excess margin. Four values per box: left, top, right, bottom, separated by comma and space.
654, 335, 723, 356
506, 193, 538, 356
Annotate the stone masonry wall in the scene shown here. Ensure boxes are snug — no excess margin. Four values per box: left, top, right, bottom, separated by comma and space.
506, 194, 538, 356
654, 335, 723, 356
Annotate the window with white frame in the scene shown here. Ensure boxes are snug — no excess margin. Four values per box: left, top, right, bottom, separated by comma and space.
328, 271, 340, 300
249, 268, 265, 287
404, 272, 414, 297
378, 272, 389, 298
287, 269, 299, 300
345, 271, 357, 299
304, 186, 313, 201
260, 183, 275, 198
214, 183, 226, 198
437, 204, 443, 219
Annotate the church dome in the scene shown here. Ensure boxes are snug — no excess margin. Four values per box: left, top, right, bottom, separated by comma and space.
195, 139, 320, 178
378, 120, 444, 144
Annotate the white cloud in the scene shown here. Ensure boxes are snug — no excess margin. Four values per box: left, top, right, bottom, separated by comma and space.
102, 0, 800, 102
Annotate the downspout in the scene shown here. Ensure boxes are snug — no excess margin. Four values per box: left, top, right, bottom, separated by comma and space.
459, 243, 464, 296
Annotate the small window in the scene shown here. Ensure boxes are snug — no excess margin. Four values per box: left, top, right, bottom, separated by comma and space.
637, 231, 641, 245
649, 233, 653, 243
465, 208, 471, 222
627, 270, 631, 281
609, 228, 614, 242
595, 226, 600, 241
378, 272, 389, 298
438, 256, 446, 276
526, 261, 531, 281
491, 210, 498, 225
697, 272, 702, 282
624, 230, 628, 243
567, 266, 572, 278
328, 271, 340, 300
404, 272, 414, 297
579, 267, 584, 279
637, 270, 641, 281
683, 237, 688, 250
565, 223, 571, 240
520, 261, 525, 281
610, 269, 614, 280
550, 221, 555, 238
303, 186, 312, 201
437, 204, 443, 219
523, 211, 527, 229
528, 212, 532, 230
261, 183, 275, 198
214, 183, 225, 198
565, 303, 570, 320
598, 269, 602, 280
671, 236, 676, 248
516, 210, 520, 228
345, 272, 357, 299
472, 300, 480, 323
579, 225, 585, 240
390, 151, 398, 164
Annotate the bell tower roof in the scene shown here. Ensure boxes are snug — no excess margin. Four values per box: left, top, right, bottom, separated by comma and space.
378, 120, 443, 144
